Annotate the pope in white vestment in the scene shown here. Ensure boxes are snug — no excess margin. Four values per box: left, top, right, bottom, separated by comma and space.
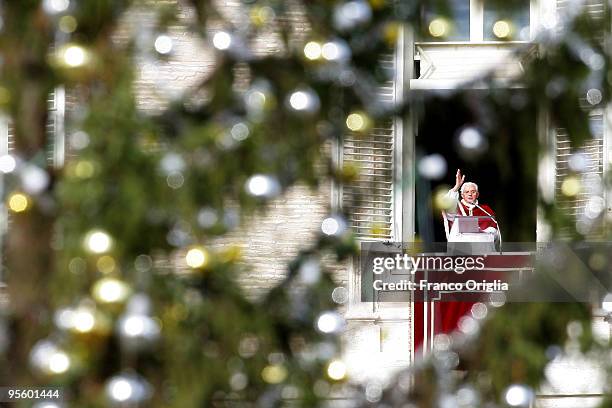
443, 169, 501, 253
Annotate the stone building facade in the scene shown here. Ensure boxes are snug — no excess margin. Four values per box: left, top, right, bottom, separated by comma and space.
1, 0, 610, 406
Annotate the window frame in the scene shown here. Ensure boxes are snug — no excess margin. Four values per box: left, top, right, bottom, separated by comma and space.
422, 0, 540, 43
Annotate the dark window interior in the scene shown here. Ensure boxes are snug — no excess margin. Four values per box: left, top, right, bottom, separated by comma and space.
414, 90, 537, 243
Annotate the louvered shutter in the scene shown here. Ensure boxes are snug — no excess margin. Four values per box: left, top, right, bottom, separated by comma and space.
0, 115, 14, 156
7, 121, 14, 156
46, 89, 66, 168
342, 54, 396, 240
554, 112, 605, 224
554, 0, 607, 235
584, 0, 607, 37
556, 0, 607, 40
0, 116, 14, 237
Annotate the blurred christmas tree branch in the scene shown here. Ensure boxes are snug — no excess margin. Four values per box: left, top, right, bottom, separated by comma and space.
0, 0, 609, 406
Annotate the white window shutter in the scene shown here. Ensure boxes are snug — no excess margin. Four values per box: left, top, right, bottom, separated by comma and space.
0, 116, 14, 235
46, 88, 66, 168
342, 54, 396, 240
554, 0, 607, 236
0, 116, 15, 156
556, 0, 606, 41
554, 110, 605, 238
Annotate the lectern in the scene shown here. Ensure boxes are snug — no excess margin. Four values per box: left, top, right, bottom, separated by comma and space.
447, 216, 497, 254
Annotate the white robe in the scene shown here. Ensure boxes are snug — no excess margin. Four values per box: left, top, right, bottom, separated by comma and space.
443, 189, 501, 252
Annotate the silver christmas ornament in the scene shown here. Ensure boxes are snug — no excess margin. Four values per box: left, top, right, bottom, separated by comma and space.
286, 88, 320, 115
333, 0, 372, 31
105, 373, 152, 405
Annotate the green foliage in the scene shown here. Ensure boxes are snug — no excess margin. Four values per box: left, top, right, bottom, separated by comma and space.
0, 0, 610, 406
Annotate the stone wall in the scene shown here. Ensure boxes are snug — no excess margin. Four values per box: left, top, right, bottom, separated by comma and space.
118, 1, 348, 299
209, 182, 349, 300
110, 0, 407, 387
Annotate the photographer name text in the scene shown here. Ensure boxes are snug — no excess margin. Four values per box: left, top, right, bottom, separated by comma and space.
372, 279, 508, 292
